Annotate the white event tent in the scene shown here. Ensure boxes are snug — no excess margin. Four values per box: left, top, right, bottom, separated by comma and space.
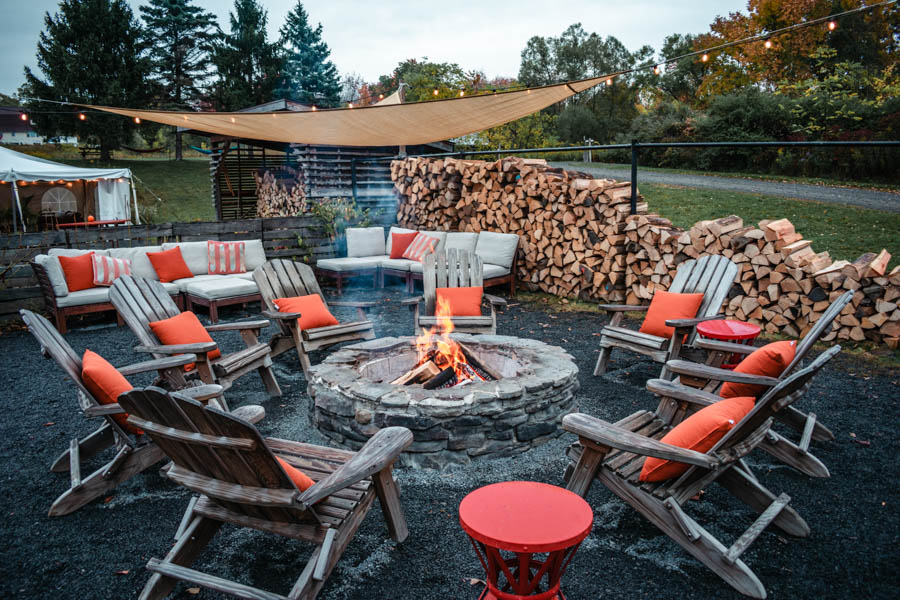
0, 146, 140, 232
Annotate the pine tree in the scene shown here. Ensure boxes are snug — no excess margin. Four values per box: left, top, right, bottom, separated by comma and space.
275, 1, 341, 107
212, 0, 281, 111
140, 0, 218, 160
21, 0, 153, 160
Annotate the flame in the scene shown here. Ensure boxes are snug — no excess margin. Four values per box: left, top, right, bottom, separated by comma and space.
414, 296, 483, 383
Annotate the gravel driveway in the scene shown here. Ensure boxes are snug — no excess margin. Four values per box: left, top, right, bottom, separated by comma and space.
553, 162, 900, 213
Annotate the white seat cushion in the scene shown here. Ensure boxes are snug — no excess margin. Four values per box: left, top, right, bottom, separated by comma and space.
171, 273, 227, 292
185, 278, 259, 300
229, 271, 256, 281
49, 248, 110, 258
56, 287, 110, 308
34, 254, 68, 297
244, 239, 266, 271
385, 226, 417, 256
446, 232, 478, 253
422, 231, 448, 254
475, 232, 519, 270
157, 281, 182, 295
162, 241, 209, 276
410, 262, 423, 273
317, 256, 385, 272
483, 264, 511, 279
346, 227, 386, 257
107, 245, 162, 280
380, 258, 416, 272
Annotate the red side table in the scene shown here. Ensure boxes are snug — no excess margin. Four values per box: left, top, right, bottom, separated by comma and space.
696, 319, 762, 369
459, 481, 593, 600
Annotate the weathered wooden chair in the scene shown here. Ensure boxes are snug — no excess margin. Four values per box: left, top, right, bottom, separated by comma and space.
564, 345, 840, 599
401, 249, 507, 335
118, 386, 413, 600
649, 290, 854, 478
593, 254, 738, 378
20, 309, 236, 517
109, 275, 281, 396
253, 259, 376, 376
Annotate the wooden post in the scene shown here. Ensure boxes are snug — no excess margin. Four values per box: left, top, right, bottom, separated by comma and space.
630, 140, 639, 216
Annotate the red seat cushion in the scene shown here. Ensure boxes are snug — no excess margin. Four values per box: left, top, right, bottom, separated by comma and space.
148, 311, 221, 371
390, 232, 419, 259
639, 396, 755, 482
436, 286, 483, 316
401, 232, 439, 262
638, 291, 705, 339
276, 457, 315, 491
720, 340, 797, 399
58, 252, 96, 292
81, 349, 141, 434
273, 294, 339, 330
147, 247, 194, 282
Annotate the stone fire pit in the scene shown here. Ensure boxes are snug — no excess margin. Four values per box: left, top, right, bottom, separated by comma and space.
307, 334, 579, 469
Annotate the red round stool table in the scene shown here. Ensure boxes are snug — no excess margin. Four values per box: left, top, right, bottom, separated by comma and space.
696, 319, 762, 369
459, 481, 593, 600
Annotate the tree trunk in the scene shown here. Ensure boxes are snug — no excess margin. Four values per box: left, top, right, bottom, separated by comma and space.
175, 128, 183, 161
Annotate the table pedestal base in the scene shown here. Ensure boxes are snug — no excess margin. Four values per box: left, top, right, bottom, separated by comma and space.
469, 539, 578, 600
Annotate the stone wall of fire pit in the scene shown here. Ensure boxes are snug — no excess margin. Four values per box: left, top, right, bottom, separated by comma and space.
307, 334, 579, 469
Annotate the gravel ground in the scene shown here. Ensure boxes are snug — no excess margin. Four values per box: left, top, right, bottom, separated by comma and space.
1, 283, 898, 599
551, 162, 900, 213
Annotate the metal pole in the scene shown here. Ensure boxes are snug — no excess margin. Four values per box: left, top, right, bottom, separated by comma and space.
129, 175, 141, 224
11, 179, 25, 233
350, 158, 358, 204
630, 140, 638, 215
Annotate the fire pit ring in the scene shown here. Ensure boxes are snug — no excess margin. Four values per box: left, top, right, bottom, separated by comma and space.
307, 334, 580, 469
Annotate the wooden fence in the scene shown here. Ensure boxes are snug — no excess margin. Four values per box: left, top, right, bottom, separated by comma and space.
0, 216, 335, 320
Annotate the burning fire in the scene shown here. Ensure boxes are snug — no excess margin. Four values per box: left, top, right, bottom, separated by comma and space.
414, 297, 484, 384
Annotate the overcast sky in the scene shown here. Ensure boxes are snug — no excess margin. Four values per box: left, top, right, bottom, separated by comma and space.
0, 0, 748, 97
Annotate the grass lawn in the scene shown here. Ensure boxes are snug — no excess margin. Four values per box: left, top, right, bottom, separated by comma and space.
640, 182, 899, 263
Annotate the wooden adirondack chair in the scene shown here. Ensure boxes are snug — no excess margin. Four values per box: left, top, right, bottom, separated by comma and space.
118, 386, 413, 600
647, 290, 854, 478
593, 254, 738, 378
19, 308, 236, 517
564, 345, 840, 598
109, 275, 282, 396
401, 249, 507, 334
252, 259, 376, 376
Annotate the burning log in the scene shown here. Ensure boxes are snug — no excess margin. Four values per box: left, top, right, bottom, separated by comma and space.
423, 367, 456, 390
391, 360, 441, 385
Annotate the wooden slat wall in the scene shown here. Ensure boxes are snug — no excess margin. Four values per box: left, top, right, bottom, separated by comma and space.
0, 216, 333, 320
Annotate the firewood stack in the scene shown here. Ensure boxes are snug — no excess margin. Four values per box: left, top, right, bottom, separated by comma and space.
254, 168, 308, 217
391, 157, 898, 348
391, 156, 648, 302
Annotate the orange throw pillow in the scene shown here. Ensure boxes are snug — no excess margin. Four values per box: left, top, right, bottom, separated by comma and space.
81, 349, 141, 434
720, 340, 797, 399
436, 286, 483, 316
273, 295, 339, 330
390, 232, 419, 259
401, 232, 438, 262
58, 252, 96, 292
638, 291, 705, 339
276, 457, 315, 491
147, 247, 193, 282
640, 396, 755, 482
148, 311, 221, 371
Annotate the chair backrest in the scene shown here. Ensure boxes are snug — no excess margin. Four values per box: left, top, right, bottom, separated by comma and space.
119, 387, 311, 524
669, 255, 739, 345
109, 275, 183, 357
253, 259, 327, 336
423, 249, 484, 315
783, 290, 853, 376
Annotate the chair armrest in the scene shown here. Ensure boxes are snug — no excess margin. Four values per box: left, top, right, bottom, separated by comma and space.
646, 378, 721, 408
178, 384, 225, 403
262, 309, 302, 320
597, 304, 649, 312
84, 403, 125, 417
117, 355, 197, 376
665, 360, 780, 387
484, 293, 507, 307
562, 413, 719, 469
298, 427, 414, 507
231, 403, 265, 425
695, 338, 757, 355
330, 301, 377, 309
666, 314, 723, 328
400, 296, 423, 306
134, 342, 218, 355
206, 319, 270, 332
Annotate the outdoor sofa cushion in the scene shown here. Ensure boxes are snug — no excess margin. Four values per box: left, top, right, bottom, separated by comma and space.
639, 291, 705, 339
474, 232, 519, 269
346, 227, 386, 257
445, 232, 478, 253
385, 226, 416, 255
162, 241, 209, 276
380, 258, 416, 272
242, 240, 266, 271
422, 231, 448, 254
402, 233, 439, 261
389, 232, 418, 258
482, 264, 511, 279
207, 241, 246, 275
91, 254, 132, 286
58, 252, 96, 292
49, 248, 110, 259
148, 247, 194, 283
720, 340, 797, 399
34, 254, 69, 297
317, 256, 386, 272
107, 246, 162, 280
184, 277, 259, 300
56, 287, 110, 308
148, 311, 221, 370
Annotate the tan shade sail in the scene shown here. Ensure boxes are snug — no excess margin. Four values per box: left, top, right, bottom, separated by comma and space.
85, 76, 607, 147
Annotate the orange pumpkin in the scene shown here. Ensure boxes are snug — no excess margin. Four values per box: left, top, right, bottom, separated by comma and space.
87, 215, 95, 222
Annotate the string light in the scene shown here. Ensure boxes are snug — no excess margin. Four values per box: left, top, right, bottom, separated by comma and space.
828, 21, 837, 30
229, 116, 235, 123
348, 102, 353, 108
19, 113, 27, 121
701, 53, 709, 62
78, 112, 86, 121
764, 39, 772, 49
311, 106, 317, 111
653, 65, 661, 75
433, 89, 439, 96
606, 77, 613, 85
379, 94, 384, 99
459, 90, 465, 97
134, 117, 141, 124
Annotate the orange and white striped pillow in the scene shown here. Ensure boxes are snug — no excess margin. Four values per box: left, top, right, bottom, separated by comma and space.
91, 254, 132, 286
207, 241, 246, 275
401, 233, 438, 262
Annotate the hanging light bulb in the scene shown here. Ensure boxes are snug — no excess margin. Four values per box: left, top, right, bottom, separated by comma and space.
606, 77, 613, 85
828, 21, 837, 31
433, 89, 439, 96
701, 53, 709, 62
229, 117, 235, 123
134, 117, 141, 124
19, 113, 28, 121
348, 102, 353, 108
653, 65, 661, 75
764, 39, 773, 49
78, 112, 87, 121
459, 90, 465, 97
378, 93, 384, 100
311, 105, 317, 111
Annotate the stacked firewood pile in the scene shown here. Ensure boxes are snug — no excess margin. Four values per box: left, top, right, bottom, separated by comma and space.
255, 167, 308, 217
391, 157, 899, 347
392, 156, 649, 302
